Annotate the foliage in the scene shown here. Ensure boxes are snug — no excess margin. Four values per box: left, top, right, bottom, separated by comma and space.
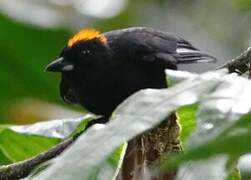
30, 70, 251, 179
0, 1, 251, 179
0, 14, 70, 121
231, 0, 251, 10
0, 70, 249, 179
176, 104, 197, 144
0, 115, 94, 165
0, 65, 251, 180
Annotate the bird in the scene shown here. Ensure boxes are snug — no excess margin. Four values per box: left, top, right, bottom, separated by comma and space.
46, 27, 216, 122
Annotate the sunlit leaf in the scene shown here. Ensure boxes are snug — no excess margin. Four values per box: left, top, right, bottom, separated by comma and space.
161, 73, 251, 180
0, 115, 96, 165
10, 114, 95, 138
166, 70, 198, 86
176, 156, 228, 180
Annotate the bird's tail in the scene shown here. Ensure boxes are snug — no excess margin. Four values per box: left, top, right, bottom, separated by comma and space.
175, 39, 217, 64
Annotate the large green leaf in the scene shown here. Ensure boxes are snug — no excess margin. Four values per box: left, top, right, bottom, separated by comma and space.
0, 115, 95, 165
0, 129, 60, 165
29, 70, 224, 180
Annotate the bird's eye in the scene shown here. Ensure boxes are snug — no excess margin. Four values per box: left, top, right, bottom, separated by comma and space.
81, 49, 90, 56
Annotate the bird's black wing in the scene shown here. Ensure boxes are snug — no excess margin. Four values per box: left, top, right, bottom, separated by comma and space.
105, 27, 216, 69
174, 38, 217, 64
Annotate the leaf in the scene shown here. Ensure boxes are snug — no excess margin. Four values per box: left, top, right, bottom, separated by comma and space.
86, 143, 127, 180
0, 115, 96, 165
10, 114, 95, 138
238, 154, 251, 179
161, 73, 251, 180
166, 113, 251, 167
166, 69, 198, 86
0, 129, 60, 164
176, 156, 228, 180
0, 149, 12, 165
176, 104, 197, 145
29, 70, 224, 180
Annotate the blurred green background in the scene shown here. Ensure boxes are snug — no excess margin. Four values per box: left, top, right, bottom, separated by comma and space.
0, 0, 250, 124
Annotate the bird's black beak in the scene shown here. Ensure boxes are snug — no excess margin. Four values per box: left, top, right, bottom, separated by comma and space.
45, 57, 74, 72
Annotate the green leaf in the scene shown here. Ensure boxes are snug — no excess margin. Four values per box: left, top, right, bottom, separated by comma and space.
226, 158, 241, 180
231, 0, 251, 10
29, 70, 223, 180
0, 149, 12, 165
176, 104, 197, 145
69, 115, 98, 138
0, 115, 96, 165
227, 168, 241, 180
0, 129, 60, 163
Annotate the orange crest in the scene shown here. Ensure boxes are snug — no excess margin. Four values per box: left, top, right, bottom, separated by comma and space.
67, 28, 107, 47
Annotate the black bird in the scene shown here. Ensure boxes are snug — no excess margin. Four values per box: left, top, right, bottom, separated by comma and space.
46, 27, 216, 121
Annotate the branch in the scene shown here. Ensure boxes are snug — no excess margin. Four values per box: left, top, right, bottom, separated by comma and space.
217, 47, 251, 74
0, 47, 251, 180
0, 138, 74, 180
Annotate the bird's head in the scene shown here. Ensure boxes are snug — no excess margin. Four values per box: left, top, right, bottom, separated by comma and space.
45, 28, 110, 105
46, 28, 109, 73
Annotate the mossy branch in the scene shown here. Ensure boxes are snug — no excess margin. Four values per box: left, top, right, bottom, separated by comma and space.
0, 138, 73, 180
217, 47, 251, 74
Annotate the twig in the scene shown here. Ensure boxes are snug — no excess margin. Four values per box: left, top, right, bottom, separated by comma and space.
0, 138, 74, 180
0, 47, 251, 180
217, 47, 251, 74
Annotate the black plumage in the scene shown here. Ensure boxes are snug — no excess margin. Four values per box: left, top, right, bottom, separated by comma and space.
46, 27, 216, 120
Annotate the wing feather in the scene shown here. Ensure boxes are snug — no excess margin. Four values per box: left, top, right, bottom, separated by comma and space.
106, 27, 217, 69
